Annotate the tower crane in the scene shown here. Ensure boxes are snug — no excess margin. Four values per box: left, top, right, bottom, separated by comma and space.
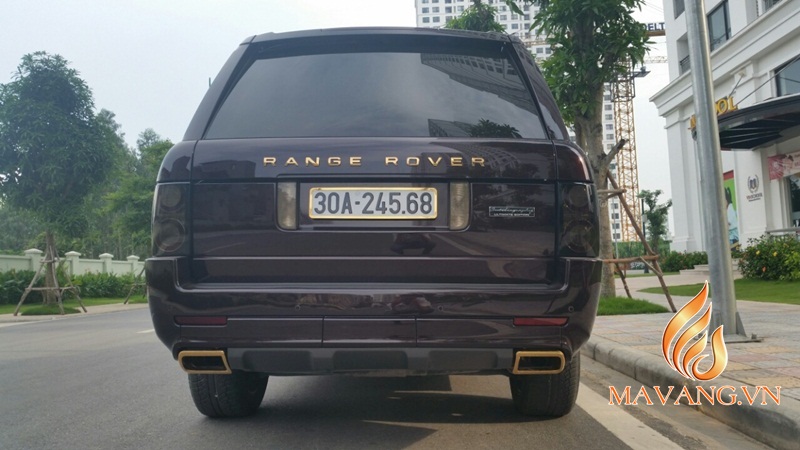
612, 46, 667, 242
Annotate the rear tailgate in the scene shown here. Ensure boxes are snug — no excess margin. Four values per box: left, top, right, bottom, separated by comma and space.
190, 137, 558, 284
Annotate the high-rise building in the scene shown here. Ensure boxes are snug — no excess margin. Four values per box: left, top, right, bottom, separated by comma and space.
414, 0, 625, 243
415, 1, 549, 58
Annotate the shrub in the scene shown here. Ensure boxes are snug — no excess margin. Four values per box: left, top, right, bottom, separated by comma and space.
738, 235, 800, 281
72, 272, 138, 298
0, 270, 41, 305
0, 265, 80, 304
0, 269, 143, 302
659, 251, 708, 273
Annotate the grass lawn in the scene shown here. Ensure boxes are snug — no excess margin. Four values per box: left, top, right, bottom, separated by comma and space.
0, 295, 147, 316
598, 296, 670, 315
641, 279, 800, 305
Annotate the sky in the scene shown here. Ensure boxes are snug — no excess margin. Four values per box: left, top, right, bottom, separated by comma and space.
1, 0, 672, 202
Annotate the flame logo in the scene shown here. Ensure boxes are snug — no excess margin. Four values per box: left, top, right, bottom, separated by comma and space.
661, 281, 728, 381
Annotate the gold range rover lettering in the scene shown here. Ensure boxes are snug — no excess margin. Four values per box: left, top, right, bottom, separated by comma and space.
262, 156, 485, 167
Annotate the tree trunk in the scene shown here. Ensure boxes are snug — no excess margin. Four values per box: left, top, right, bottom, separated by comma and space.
574, 90, 617, 299
43, 230, 59, 305
596, 177, 616, 298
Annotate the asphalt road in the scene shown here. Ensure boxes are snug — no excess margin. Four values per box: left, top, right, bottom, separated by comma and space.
0, 310, 770, 450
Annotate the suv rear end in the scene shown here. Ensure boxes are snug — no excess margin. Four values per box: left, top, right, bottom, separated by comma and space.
147, 27, 601, 418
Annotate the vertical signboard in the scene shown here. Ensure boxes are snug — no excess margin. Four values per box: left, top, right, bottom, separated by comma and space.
723, 171, 739, 249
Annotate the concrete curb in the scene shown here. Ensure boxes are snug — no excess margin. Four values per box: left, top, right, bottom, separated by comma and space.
0, 303, 149, 324
585, 335, 800, 450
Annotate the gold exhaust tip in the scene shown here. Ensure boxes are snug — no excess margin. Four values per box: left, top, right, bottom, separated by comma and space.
511, 350, 566, 375
178, 350, 232, 375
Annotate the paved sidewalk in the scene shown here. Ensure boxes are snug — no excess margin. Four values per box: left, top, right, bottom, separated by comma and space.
587, 273, 800, 449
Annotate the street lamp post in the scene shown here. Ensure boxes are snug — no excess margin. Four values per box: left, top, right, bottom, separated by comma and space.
685, 0, 746, 337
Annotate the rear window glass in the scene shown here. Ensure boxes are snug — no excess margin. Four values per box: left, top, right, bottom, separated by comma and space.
205, 40, 547, 139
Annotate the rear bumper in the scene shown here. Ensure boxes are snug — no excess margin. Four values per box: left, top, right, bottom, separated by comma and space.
178, 348, 567, 376
230, 347, 515, 375
146, 257, 601, 373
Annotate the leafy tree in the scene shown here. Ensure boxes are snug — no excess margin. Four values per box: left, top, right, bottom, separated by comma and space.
446, 0, 505, 32
638, 190, 672, 253
66, 109, 131, 258
0, 205, 41, 253
137, 129, 171, 176
0, 52, 118, 304
106, 129, 172, 258
470, 119, 522, 138
136, 128, 163, 151
506, 0, 650, 297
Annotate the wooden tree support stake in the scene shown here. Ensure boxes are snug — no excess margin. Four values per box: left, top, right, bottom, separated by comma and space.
123, 266, 146, 304
599, 148, 677, 312
13, 238, 86, 316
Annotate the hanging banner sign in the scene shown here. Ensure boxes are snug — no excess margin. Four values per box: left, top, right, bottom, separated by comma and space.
768, 150, 800, 180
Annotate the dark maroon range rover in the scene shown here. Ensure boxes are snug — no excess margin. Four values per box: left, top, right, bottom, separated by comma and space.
147, 27, 601, 418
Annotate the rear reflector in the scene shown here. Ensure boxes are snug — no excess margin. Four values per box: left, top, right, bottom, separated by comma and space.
175, 316, 228, 326
513, 317, 567, 327
449, 182, 469, 230
277, 182, 298, 230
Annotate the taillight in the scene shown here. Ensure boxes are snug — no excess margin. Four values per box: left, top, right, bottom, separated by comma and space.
559, 184, 598, 257
152, 183, 190, 256
449, 182, 470, 231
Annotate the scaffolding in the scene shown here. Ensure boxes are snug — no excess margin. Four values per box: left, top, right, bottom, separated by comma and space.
612, 58, 643, 242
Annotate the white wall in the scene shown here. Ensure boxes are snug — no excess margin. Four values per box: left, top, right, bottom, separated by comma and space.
653, 0, 800, 251
0, 250, 144, 277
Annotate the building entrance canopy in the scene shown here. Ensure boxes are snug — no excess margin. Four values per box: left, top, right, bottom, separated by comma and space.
718, 93, 800, 149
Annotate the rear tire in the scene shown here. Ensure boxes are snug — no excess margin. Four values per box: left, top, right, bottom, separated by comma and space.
509, 352, 580, 417
188, 371, 268, 418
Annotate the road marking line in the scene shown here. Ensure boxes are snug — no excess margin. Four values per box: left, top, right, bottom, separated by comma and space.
137, 329, 155, 334
577, 382, 682, 449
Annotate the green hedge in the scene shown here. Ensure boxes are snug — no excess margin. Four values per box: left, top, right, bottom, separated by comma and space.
0, 270, 41, 305
0, 270, 142, 304
739, 235, 800, 281
72, 272, 138, 298
659, 251, 708, 273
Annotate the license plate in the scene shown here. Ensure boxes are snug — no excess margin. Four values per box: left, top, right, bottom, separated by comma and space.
309, 187, 437, 219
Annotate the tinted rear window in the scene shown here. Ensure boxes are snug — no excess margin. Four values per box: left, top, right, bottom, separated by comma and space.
205, 36, 547, 139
